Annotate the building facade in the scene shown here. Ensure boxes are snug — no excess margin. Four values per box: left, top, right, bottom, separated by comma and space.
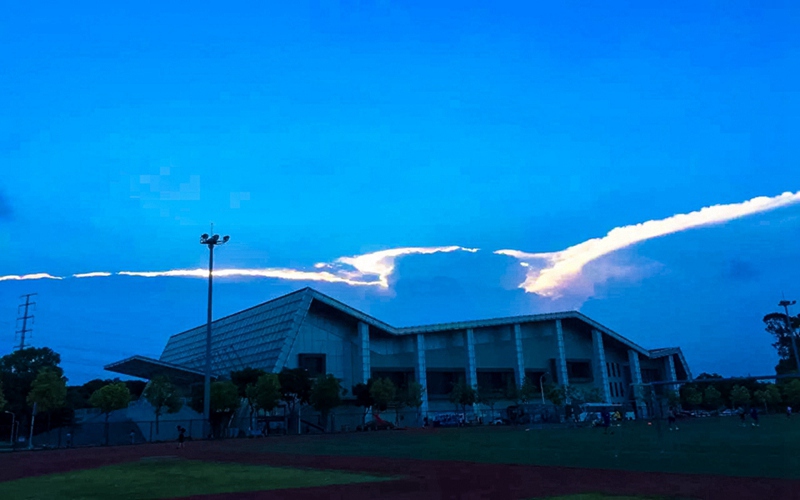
107, 287, 691, 418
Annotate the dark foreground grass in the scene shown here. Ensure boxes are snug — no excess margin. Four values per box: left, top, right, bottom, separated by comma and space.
236, 415, 800, 479
0, 459, 388, 499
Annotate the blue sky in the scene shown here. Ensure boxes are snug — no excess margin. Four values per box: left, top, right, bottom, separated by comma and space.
1, 1, 799, 383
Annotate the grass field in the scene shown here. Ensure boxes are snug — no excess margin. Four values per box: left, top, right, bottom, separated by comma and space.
235, 415, 800, 479
0, 459, 388, 499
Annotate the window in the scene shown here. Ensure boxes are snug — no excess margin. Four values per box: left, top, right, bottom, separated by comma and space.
609, 382, 615, 398
426, 370, 466, 396
372, 370, 414, 390
478, 370, 515, 392
607, 362, 612, 377
298, 354, 326, 377
525, 370, 546, 388
566, 361, 593, 382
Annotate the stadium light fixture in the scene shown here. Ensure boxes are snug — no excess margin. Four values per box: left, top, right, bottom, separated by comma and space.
200, 226, 230, 438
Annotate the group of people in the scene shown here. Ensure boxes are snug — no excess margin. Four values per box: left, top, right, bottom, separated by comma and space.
737, 407, 761, 427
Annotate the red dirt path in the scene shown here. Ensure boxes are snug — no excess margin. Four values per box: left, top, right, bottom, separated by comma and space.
1, 441, 799, 500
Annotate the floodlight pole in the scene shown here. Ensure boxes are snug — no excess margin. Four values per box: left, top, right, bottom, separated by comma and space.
779, 299, 800, 374
200, 228, 229, 439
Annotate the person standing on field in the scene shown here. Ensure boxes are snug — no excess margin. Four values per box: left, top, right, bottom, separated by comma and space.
667, 408, 678, 431
177, 426, 186, 449
787, 406, 792, 419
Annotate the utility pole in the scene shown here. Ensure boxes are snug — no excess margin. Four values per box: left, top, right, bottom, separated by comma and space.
200, 226, 229, 439
778, 299, 800, 374
15, 293, 37, 350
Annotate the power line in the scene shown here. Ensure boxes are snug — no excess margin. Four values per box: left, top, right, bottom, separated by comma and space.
15, 293, 37, 350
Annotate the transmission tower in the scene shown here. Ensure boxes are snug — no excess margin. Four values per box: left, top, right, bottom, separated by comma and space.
15, 293, 37, 350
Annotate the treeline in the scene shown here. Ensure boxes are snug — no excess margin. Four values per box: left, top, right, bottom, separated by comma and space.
678, 373, 800, 412
0, 345, 608, 441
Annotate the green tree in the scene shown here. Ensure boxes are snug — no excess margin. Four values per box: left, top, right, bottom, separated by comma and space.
449, 379, 477, 417
543, 383, 565, 406
504, 378, 521, 405
782, 379, 800, 408
753, 390, 769, 413
230, 368, 267, 397
520, 377, 540, 403
210, 381, 241, 413
309, 374, 344, 432
730, 385, 751, 407
680, 385, 703, 409
477, 385, 503, 420
0, 380, 6, 410
390, 381, 424, 426
403, 381, 424, 410
89, 382, 131, 445
231, 368, 267, 427
763, 312, 800, 374
0, 347, 63, 420
277, 368, 312, 422
248, 373, 281, 417
765, 384, 783, 411
352, 380, 374, 424
26, 368, 67, 431
583, 387, 604, 404
703, 385, 723, 410
142, 376, 183, 434
666, 390, 681, 408
369, 378, 396, 413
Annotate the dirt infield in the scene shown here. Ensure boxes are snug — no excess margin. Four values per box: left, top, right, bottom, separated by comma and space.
2, 441, 799, 500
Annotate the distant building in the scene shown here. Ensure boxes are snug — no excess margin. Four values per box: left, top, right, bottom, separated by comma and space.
106, 287, 691, 420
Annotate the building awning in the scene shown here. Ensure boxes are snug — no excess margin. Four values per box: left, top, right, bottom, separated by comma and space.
104, 355, 218, 386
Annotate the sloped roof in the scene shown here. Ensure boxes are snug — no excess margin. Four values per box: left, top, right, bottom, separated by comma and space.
105, 355, 213, 385
648, 347, 692, 380
158, 288, 313, 375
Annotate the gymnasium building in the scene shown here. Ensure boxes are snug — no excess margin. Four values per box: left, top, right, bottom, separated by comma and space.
106, 287, 691, 423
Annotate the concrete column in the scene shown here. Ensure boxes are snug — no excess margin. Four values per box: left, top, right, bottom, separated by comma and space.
628, 350, 643, 386
592, 329, 611, 403
555, 320, 569, 394
415, 334, 429, 418
358, 321, 370, 385
628, 350, 646, 417
465, 328, 477, 389
512, 324, 526, 389
666, 354, 678, 391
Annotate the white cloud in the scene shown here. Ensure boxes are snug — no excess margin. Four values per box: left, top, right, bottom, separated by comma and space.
497, 191, 800, 300
67, 246, 479, 287
73, 272, 112, 278
0, 273, 62, 282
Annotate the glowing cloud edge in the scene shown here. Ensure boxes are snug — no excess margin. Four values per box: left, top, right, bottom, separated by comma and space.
496, 190, 800, 298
